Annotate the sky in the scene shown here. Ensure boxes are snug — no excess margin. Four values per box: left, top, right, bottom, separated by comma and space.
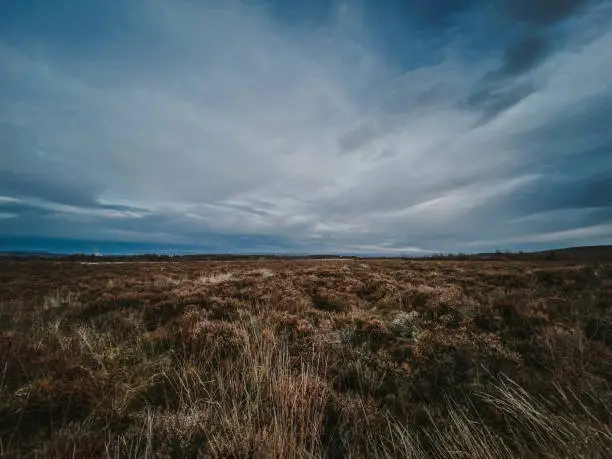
1, 0, 612, 255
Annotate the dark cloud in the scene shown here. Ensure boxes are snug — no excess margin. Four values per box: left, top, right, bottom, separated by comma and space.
0, 196, 150, 219
466, 80, 537, 122
360, 0, 474, 68
362, 0, 472, 27
0, 200, 43, 218
498, 35, 549, 77
0, 170, 99, 208
0, 0, 136, 59
503, 168, 612, 221
518, 99, 612, 153
464, 0, 590, 121
467, 34, 549, 121
252, 0, 334, 28
408, 0, 473, 27
503, 0, 587, 26
573, 173, 612, 208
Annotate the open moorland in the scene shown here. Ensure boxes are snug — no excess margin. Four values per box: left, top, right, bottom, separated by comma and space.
1, 259, 612, 458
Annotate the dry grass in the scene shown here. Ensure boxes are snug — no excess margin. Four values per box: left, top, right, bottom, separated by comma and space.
1, 259, 611, 457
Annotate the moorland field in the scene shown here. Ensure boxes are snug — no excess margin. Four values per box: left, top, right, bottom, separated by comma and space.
1, 258, 611, 458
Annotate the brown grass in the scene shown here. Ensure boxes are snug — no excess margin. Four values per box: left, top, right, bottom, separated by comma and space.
1, 259, 611, 457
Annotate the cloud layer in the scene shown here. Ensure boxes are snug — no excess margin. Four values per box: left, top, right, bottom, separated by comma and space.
1, 0, 611, 254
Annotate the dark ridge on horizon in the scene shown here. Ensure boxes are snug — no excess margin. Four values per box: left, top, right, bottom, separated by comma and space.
2, 245, 612, 262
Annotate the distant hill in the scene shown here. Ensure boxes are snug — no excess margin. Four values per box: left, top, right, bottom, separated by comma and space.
412, 245, 612, 262
530, 245, 612, 262
468, 246, 612, 262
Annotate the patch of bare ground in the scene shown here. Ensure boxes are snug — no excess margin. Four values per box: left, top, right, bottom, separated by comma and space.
1, 259, 611, 457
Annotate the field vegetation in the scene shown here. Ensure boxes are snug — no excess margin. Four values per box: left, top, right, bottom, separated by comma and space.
1, 259, 611, 457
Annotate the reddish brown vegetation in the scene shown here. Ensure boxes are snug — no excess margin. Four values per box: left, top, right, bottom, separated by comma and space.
1, 259, 611, 457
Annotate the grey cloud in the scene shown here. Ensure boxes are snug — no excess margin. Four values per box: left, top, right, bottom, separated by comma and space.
216, 203, 276, 218
338, 123, 383, 154
377, 149, 398, 160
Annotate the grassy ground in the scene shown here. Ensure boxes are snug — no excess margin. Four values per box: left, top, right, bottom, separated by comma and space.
1, 259, 611, 458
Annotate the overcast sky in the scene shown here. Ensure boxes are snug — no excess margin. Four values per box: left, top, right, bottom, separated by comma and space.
1, 0, 611, 254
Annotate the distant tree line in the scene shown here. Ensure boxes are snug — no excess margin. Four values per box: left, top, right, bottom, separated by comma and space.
0, 253, 362, 262
2, 246, 611, 262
